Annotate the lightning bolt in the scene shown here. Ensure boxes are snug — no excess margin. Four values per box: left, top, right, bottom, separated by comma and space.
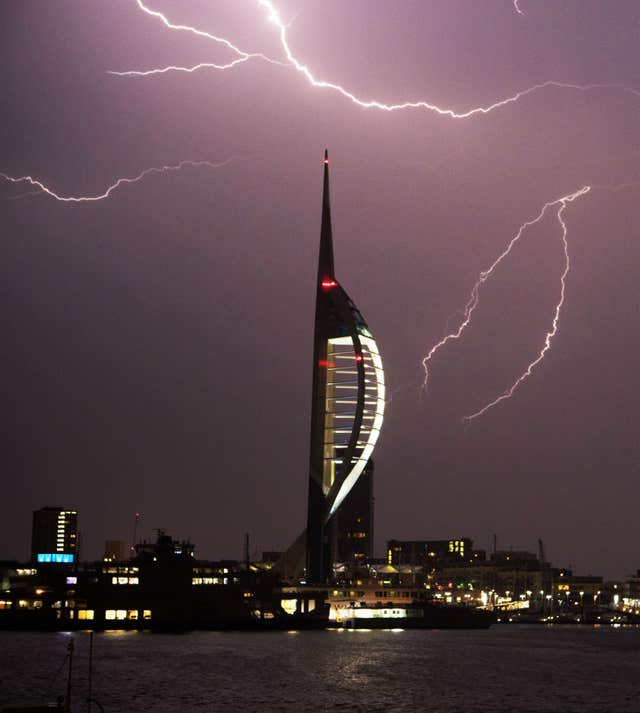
128, 0, 275, 61
461, 187, 591, 423
114, 1, 640, 119
108, 58, 254, 78
422, 187, 590, 395
108, 0, 281, 76
0, 158, 243, 203
7, 2, 639, 426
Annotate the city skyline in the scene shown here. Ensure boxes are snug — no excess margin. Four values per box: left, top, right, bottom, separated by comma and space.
3, 1, 640, 579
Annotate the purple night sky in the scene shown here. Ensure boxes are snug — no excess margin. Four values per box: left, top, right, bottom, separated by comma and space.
2, 1, 640, 579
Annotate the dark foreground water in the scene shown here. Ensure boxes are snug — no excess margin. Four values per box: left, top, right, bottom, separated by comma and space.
1, 626, 640, 712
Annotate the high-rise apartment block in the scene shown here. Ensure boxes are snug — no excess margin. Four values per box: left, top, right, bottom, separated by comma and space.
31, 507, 78, 564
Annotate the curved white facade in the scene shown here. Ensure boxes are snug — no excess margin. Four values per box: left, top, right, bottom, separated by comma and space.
325, 333, 385, 516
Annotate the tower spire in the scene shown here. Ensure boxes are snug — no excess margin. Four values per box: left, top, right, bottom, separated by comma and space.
305, 150, 386, 584
318, 149, 335, 283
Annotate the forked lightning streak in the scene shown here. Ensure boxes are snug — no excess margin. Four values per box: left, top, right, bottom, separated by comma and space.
463, 188, 590, 423
115, 0, 640, 120
0, 158, 242, 203
421, 187, 591, 422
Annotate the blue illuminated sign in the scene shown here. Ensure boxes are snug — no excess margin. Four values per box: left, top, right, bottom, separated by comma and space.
37, 553, 74, 564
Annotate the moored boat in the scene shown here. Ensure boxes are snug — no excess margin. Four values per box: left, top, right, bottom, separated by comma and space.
329, 602, 495, 629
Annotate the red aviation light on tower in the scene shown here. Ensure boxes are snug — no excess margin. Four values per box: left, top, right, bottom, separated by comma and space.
318, 359, 336, 368
321, 279, 338, 289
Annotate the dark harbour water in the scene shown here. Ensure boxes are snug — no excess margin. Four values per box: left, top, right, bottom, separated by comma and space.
1, 626, 640, 713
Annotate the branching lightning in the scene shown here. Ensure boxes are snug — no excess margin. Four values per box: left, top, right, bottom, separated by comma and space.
462, 180, 640, 421
0, 158, 242, 203
8, 2, 640, 427
461, 187, 591, 423
422, 188, 590, 396
114, 0, 640, 120
133, 0, 276, 64
108, 0, 281, 76
421, 202, 553, 393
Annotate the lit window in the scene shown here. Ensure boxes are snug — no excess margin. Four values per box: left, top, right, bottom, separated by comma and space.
37, 553, 74, 564
105, 610, 116, 620
280, 599, 298, 615
143, 610, 152, 620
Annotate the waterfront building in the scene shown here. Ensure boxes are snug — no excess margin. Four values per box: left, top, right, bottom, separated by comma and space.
434, 560, 543, 603
624, 570, 640, 600
134, 529, 195, 559
31, 507, 78, 564
1, 531, 280, 628
386, 538, 474, 569
306, 151, 385, 583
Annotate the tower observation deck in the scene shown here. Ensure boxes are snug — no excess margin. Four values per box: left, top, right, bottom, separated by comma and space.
306, 151, 385, 583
